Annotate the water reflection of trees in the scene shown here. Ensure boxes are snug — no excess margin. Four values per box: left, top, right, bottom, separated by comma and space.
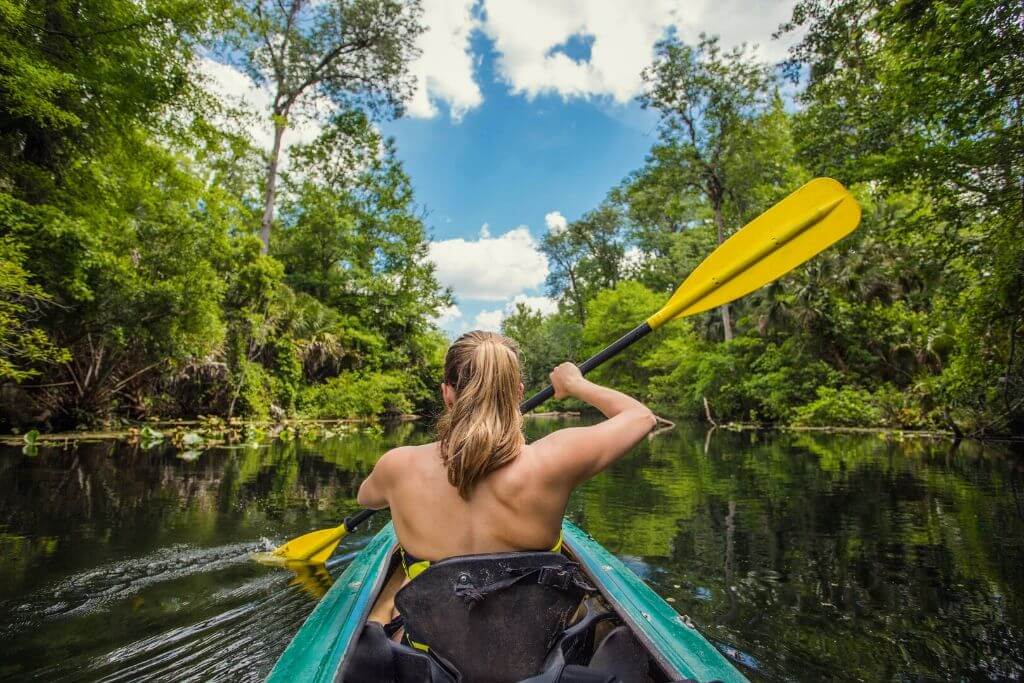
0, 423, 426, 591
2, 421, 1022, 679
570, 427, 1024, 680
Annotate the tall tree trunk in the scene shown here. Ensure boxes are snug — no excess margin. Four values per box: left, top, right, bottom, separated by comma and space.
712, 206, 733, 341
567, 266, 585, 325
260, 120, 287, 254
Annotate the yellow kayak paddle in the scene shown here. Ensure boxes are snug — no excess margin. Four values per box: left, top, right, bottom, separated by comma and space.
255, 177, 861, 565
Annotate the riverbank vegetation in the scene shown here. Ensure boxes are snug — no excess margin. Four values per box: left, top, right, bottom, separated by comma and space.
1, 0, 1021, 436
0, 0, 450, 430
505, 1, 1023, 437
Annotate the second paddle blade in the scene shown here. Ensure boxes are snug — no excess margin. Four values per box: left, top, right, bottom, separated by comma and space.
260, 524, 347, 565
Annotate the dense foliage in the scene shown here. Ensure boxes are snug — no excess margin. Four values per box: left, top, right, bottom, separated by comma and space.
1, 0, 1019, 436
0, 0, 447, 429
509, 0, 1022, 436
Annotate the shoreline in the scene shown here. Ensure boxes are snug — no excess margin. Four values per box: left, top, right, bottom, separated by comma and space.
0, 412, 586, 446
722, 422, 1024, 444
523, 411, 581, 419
2, 413, 1020, 446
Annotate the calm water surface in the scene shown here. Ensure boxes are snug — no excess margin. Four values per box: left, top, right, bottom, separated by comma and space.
1, 419, 1022, 681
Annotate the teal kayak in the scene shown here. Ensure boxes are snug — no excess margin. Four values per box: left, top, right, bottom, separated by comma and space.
269, 520, 746, 682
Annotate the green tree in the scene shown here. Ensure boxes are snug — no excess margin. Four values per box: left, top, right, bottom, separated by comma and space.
0, 0, 464, 428
782, 0, 1024, 433
618, 96, 802, 338
0, 234, 67, 382
540, 203, 628, 324
502, 305, 584, 393
639, 35, 777, 341
260, 114, 451, 418
4, 135, 240, 424
227, 0, 424, 252
581, 281, 666, 397
0, 0, 257, 426
0, 0, 220, 200
275, 116, 451, 370
612, 167, 715, 295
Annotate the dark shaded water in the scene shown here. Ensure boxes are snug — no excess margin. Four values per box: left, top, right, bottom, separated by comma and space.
1, 419, 1022, 681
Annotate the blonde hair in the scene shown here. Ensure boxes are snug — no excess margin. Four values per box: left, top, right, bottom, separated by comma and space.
436, 330, 525, 499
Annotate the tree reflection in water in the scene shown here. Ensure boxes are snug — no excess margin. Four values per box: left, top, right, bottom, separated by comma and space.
0, 418, 1021, 681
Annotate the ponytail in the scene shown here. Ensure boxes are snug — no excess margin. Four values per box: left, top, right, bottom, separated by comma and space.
436, 331, 525, 499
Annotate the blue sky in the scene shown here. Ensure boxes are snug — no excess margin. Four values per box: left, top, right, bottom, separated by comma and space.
202, 0, 799, 334
384, 32, 660, 243
381, 30, 661, 332
379, 1, 799, 334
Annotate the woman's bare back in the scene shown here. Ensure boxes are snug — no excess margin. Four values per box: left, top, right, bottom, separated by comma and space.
358, 363, 655, 563
374, 440, 568, 561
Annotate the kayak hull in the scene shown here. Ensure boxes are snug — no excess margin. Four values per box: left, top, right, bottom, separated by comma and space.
268, 520, 745, 682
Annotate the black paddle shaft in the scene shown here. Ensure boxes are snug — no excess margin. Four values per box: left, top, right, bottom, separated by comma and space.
518, 321, 653, 412
344, 321, 654, 533
343, 507, 377, 532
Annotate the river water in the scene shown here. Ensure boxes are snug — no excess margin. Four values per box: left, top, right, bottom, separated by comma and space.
1, 418, 1022, 681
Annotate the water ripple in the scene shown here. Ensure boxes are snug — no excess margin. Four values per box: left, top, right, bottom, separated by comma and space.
2, 541, 268, 635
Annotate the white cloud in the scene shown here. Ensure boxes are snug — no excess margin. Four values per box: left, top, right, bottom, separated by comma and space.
544, 210, 568, 235
622, 246, 646, 274
214, 1, 486, 126
480, 0, 799, 103
482, 0, 676, 102
432, 304, 463, 325
428, 227, 549, 301
199, 58, 268, 115
509, 294, 559, 316
407, 0, 483, 120
470, 295, 558, 333
473, 308, 507, 332
201, 0, 799, 130
674, 0, 801, 64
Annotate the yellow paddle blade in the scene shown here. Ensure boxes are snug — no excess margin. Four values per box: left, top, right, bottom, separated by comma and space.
253, 524, 348, 565
285, 563, 335, 599
646, 177, 861, 329
248, 554, 335, 596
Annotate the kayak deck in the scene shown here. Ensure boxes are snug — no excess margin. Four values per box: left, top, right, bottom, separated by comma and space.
268, 520, 745, 682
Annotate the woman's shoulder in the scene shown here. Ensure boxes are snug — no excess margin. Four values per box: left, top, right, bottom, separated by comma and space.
380, 441, 439, 464
518, 437, 573, 476
525, 425, 588, 457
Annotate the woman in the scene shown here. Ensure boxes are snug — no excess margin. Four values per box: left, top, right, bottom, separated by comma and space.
357, 330, 656, 584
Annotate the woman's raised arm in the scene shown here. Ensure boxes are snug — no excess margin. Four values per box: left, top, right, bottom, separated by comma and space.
531, 363, 656, 487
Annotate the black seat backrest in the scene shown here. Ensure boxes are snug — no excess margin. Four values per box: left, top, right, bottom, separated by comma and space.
342, 621, 456, 683
395, 551, 592, 683
587, 626, 651, 683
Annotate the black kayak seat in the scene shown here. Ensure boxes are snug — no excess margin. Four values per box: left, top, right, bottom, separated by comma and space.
525, 617, 708, 683
518, 600, 617, 683
588, 626, 651, 683
341, 600, 628, 683
394, 551, 594, 683
342, 621, 456, 683
533, 667, 617, 683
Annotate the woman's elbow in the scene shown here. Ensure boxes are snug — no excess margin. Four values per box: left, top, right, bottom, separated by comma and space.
356, 480, 381, 508
633, 405, 657, 432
